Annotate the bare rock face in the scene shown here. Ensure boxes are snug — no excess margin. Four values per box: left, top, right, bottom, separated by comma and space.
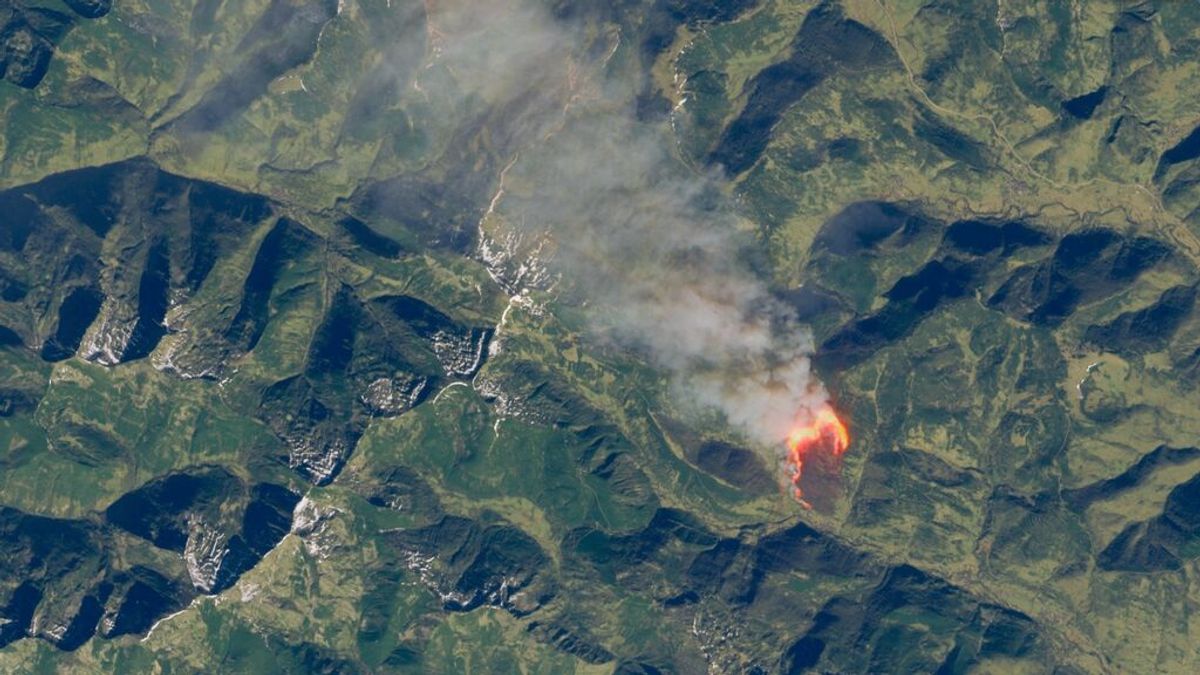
387, 516, 556, 618
290, 497, 341, 559
105, 468, 301, 595
183, 518, 233, 594
370, 295, 493, 378
78, 311, 135, 366
182, 518, 262, 594
0, 508, 108, 651
80, 239, 170, 366
259, 375, 364, 486
358, 465, 443, 520
96, 567, 190, 639
360, 375, 429, 416
255, 286, 496, 485
0, 160, 281, 372
286, 434, 353, 487
430, 328, 491, 377
0, 506, 192, 652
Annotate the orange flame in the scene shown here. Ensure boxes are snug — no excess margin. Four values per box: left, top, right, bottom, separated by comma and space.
786, 405, 850, 508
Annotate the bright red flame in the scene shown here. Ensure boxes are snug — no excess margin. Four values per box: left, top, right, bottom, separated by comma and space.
786, 405, 850, 508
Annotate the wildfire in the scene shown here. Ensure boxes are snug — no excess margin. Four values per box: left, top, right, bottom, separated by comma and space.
786, 405, 850, 509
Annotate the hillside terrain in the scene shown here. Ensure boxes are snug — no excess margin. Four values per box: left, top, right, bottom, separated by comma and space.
2, 0, 1200, 672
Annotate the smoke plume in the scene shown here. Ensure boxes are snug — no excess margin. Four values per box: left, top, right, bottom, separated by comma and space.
425, 0, 831, 448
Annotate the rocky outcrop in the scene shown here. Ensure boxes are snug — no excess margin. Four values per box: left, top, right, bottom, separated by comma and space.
256, 286, 492, 485
358, 465, 443, 520
0, 160, 280, 369
386, 516, 556, 617
105, 467, 301, 593
0, 505, 184, 651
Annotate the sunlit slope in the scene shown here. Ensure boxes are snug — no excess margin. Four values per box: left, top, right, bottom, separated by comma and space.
664, 0, 1200, 671
1, 0, 1200, 673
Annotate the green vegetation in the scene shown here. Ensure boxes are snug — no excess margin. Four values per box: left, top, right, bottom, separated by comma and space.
2, 0, 1200, 672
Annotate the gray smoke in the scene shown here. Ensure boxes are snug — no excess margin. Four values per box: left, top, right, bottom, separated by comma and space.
424, 0, 831, 446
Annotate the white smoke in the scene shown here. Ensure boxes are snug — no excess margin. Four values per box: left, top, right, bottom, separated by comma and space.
421, 0, 830, 447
